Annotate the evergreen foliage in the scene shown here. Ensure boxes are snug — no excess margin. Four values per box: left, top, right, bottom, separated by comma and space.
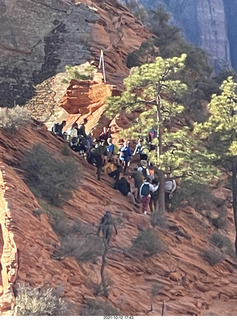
126, 5, 220, 122
195, 76, 237, 255
62, 64, 96, 84
106, 54, 216, 180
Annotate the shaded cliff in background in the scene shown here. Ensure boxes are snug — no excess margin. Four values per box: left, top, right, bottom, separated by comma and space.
0, 0, 150, 107
120, 0, 237, 73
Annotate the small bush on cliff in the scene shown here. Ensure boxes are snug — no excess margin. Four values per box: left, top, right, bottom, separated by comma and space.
210, 232, 235, 257
15, 283, 67, 316
0, 106, 31, 134
54, 234, 104, 262
21, 144, 82, 206
132, 229, 166, 256
81, 298, 119, 316
201, 247, 224, 266
62, 64, 96, 84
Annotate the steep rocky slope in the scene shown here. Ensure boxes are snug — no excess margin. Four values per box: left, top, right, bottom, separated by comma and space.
1, 124, 237, 315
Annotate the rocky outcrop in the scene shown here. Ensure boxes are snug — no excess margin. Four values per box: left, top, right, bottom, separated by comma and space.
0, 0, 150, 107
120, 0, 236, 72
1, 125, 237, 315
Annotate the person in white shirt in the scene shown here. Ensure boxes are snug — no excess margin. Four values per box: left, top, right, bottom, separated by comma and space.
140, 178, 159, 215
165, 178, 176, 210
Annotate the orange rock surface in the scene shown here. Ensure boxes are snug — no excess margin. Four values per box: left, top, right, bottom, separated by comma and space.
0, 124, 237, 315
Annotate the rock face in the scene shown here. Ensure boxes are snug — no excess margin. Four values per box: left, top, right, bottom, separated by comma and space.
0, 0, 150, 107
120, 0, 237, 72
1, 124, 237, 315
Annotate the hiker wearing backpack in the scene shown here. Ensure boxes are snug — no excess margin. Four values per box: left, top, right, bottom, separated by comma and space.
137, 160, 150, 179
133, 138, 148, 160
140, 177, 159, 215
97, 211, 117, 244
119, 141, 132, 175
130, 167, 144, 202
98, 126, 112, 145
89, 141, 107, 180
51, 120, 66, 138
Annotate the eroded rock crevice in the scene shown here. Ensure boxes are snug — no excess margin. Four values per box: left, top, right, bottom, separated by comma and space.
0, 165, 18, 316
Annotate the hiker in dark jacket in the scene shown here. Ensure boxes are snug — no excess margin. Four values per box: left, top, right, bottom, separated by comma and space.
98, 127, 112, 145
52, 120, 66, 138
77, 118, 88, 138
94, 153, 104, 181
108, 164, 123, 181
114, 176, 139, 208
131, 168, 144, 201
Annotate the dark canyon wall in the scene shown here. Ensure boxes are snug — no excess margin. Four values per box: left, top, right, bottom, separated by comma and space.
121, 0, 237, 73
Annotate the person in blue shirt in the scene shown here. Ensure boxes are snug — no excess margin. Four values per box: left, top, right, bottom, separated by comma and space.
119, 141, 132, 175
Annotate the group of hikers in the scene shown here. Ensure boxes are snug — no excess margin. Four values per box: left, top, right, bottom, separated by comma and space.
52, 119, 177, 216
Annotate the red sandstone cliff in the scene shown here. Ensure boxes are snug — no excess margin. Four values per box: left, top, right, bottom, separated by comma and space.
0, 124, 237, 315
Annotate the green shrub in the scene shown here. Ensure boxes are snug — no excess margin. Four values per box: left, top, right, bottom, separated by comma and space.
55, 234, 104, 262
81, 299, 119, 316
171, 180, 214, 212
0, 106, 31, 134
210, 210, 228, 229
38, 199, 66, 221
210, 232, 235, 257
151, 283, 163, 297
201, 248, 224, 266
21, 144, 82, 206
62, 64, 96, 84
132, 229, 166, 256
15, 283, 66, 316
150, 210, 168, 228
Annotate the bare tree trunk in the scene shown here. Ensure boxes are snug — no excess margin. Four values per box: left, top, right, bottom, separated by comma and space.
158, 170, 165, 215
155, 94, 165, 216
231, 158, 237, 255
161, 301, 166, 316
156, 94, 162, 164
100, 240, 109, 297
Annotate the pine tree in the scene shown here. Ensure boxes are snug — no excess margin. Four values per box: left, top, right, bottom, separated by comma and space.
195, 76, 237, 254
106, 55, 217, 218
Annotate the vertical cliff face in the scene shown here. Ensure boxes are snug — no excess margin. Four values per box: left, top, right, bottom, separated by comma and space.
223, 1, 237, 71
0, 0, 96, 106
120, 0, 237, 72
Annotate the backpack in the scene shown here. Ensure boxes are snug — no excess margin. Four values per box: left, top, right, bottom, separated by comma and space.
142, 167, 148, 178
52, 123, 60, 134
141, 183, 150, 196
